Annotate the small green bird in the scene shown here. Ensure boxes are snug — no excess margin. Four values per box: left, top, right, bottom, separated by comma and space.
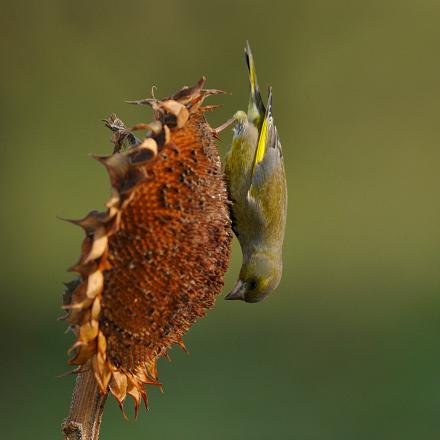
224, 42, 287, 303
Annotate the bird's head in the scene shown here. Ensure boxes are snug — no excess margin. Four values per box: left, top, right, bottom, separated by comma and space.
225, 252, 282, 303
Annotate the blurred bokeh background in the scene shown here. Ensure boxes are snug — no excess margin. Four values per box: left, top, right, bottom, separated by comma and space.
1, 0, 440, 438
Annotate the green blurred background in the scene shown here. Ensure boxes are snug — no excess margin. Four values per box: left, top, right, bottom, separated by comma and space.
1, 0, 440, 438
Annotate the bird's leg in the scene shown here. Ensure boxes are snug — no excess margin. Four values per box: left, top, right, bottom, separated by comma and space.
211, 117, 235, 136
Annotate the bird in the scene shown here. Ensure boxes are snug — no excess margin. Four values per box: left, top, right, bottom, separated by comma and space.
224, 41, 287, 303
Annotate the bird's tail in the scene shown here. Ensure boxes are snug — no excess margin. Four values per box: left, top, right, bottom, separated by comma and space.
245, 41, 266, 128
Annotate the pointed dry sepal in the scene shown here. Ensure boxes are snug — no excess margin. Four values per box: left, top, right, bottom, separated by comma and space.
93, 153, 131, 188
109, 371, 128, 405
170, 76, 207, 104
60, 211, 109, 235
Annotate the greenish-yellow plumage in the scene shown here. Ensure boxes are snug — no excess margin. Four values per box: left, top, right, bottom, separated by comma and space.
224, 42, 287, 303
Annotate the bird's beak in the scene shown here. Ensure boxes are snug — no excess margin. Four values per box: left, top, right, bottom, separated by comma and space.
225, 280, 246, 301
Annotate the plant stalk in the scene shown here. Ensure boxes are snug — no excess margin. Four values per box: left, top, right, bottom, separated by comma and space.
61, 366, 107, 440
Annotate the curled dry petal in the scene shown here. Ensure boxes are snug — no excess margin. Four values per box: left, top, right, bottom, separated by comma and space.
84, 227, 108, 263
160, 100, 189, 128
86, 271, 104, 299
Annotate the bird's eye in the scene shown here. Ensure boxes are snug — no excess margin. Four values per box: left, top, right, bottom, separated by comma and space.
248, 279, 258, 290
233, 122, 244, 136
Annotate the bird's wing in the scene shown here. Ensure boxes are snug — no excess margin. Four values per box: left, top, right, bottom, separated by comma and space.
247, 88, 283, 201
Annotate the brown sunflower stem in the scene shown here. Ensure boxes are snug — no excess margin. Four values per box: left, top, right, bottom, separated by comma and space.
62, 366, 107, 440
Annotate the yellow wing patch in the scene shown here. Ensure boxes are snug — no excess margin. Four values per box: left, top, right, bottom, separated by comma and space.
253, 115, 268, 171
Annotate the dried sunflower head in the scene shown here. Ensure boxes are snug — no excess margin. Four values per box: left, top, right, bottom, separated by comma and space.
62, 77, 232, 417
